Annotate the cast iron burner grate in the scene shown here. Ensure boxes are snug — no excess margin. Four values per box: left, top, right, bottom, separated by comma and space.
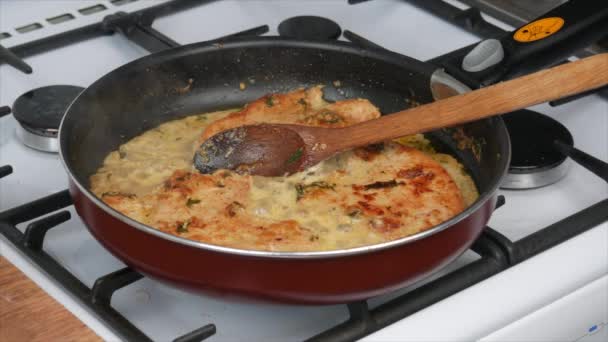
1, 0, 270, 151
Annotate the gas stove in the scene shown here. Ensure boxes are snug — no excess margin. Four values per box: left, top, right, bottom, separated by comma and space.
1, 1, 607, 341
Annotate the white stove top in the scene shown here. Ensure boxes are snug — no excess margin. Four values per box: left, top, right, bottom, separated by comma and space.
1, 1, 607, 341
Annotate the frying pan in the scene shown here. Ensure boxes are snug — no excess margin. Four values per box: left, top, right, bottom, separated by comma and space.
58, 2, 608, 303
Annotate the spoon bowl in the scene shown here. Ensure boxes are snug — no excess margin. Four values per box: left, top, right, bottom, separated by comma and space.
194, 124, 308, 176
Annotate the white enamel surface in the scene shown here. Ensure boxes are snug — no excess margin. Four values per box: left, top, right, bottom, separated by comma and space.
1, 1, 607, 341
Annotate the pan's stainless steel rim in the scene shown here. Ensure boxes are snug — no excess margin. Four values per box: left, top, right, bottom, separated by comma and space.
58, 38, 511, 260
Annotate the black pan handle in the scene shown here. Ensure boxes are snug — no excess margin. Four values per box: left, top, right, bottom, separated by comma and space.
554, 140, 608, 183
434, 1, 608, 88
498, 0, 608, 80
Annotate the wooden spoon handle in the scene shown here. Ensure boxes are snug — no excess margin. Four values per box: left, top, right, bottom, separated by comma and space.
332, 53, 608, 149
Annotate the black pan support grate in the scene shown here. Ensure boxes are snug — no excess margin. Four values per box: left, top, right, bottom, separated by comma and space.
2, 154, 607, 342
0, 185, 216, 342
0, 0, 269, 72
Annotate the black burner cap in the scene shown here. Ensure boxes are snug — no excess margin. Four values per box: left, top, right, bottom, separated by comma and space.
278, 16, 342, 41
12, 85, 84, 135
504, 109, 573, 173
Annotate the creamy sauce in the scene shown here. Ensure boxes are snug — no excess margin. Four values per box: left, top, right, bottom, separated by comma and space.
90, 110, 233, 196
91, 110, 479, 252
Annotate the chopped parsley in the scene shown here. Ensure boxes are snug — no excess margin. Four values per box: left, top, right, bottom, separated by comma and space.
317, 110, 342, 124
471, 137, 486, 161
295, 184, 305, 199
285, 147, 303, 165
295, 181, 336, 201
186, 198, 201, 208
176, 219, 190, 233
265, 96, 274, 107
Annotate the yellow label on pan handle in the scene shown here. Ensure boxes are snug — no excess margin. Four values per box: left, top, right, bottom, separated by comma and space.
513, 17, 565, 43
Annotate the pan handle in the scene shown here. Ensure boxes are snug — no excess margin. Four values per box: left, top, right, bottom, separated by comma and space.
496, 0, 608, 81
434, 1, 608, 88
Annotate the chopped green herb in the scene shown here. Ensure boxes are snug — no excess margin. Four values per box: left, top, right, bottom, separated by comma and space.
196, 114, 207, 121
471, 137, 486, 161
286, 147, 303, 165
309, 234, 320, 242
308, 181, 336, 190
364, 180, 402, 190
294, 181, 336, 201
176, 219, 190, 233
295, 184, 305, 200
265, 96, 274, 107
186, 198, 201, 208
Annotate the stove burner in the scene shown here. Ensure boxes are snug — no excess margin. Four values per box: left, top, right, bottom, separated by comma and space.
278, 16, 342, 40
12, 85, 84, 153
501, 109, 574, 189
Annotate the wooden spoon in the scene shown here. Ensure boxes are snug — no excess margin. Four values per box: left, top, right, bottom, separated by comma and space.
194, 53, 608, 176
